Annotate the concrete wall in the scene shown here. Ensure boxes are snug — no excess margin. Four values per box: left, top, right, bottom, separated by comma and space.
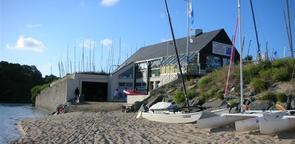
35, 77, 68, 112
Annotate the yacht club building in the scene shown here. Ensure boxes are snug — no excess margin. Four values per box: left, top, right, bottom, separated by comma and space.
36, 28, 240, 111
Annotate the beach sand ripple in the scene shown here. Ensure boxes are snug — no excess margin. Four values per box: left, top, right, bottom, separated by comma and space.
13, 111, 295, 144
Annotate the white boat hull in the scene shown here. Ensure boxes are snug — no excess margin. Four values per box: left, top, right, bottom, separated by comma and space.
259, 115, 295, 134
139, 111, 203, 123
197, 113, 261, 129
235, 112, 287, 132
235, 117, 260, 131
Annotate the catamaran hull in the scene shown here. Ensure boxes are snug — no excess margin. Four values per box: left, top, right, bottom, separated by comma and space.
235, 117, 260, 131
235, 112, 287, 132
138, 111, 203, 123
197, 115, 248, 129
259, 116, 295, 134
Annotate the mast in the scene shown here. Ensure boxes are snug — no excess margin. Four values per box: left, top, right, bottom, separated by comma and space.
164, 0, 189, 107
238, 0, 244, 112
286, 0, 294, 58
74, 42, 76, 73
82, 40, 85, 72
93, 41, 95, 72
118, 38, 122, 66
247, 40, 252, 57
249, 0, 262, 61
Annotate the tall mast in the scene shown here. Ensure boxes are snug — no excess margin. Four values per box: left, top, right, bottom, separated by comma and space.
286, 0, 294, 58
164, 0, 189, 107
82, 40, 85, 72
74, 42, 76, 73
93, 41, 96, 72
238, 0, 244, 112
249, 0, 261, 61
118, 38, 122, 66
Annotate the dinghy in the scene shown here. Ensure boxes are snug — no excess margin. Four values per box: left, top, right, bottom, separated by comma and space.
138, 110, 203, 123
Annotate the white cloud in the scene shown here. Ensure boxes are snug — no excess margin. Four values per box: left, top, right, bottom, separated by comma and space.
79, 39, 96, 49
26, 24, 42, 29
6, 35, 46, 53
100, 0, 120, 7
100, 38, 113, 47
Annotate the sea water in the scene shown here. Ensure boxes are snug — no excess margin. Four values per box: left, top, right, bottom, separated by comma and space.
0, 104, 45, 143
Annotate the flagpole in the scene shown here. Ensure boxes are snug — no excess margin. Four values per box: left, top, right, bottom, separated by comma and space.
186, 0, 189, 73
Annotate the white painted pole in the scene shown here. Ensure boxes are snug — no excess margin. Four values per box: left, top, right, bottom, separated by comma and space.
238, 0, 244, 112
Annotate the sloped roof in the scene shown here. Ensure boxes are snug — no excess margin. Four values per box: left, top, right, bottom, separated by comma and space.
123, 29, 225, 65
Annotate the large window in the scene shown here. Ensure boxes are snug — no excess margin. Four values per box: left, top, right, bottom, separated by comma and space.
151, 69, 160, 77
150, 59, 161, 68
137, 62, 147, 70
136, 82, 147, 92
206, 55, 221, 71
118, 82, 133, 87
119, 68, 133, 79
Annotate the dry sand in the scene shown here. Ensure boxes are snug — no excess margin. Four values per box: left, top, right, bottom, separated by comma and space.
14, 111, 295, 144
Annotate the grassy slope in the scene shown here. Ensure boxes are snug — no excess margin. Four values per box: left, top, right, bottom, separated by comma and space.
148, 58, 295, 105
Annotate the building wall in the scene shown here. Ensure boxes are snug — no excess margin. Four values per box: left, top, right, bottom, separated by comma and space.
36, 74, 110, 112
70, 74, 109, 101
35, 77, 68, 112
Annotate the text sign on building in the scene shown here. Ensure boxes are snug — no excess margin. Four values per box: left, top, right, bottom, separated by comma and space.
212, 41, 232, 57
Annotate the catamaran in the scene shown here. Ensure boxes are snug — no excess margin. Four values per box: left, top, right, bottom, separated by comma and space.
137, 0, 205, 124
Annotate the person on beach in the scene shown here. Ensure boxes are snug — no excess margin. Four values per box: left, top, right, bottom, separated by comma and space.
74, 87, 80, 104
242, 97, 255, 111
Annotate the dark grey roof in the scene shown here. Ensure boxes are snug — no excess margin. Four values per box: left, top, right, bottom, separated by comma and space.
123, 29, 224, 65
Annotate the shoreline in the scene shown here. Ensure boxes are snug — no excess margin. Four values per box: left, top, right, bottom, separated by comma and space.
13, 111, 295, 144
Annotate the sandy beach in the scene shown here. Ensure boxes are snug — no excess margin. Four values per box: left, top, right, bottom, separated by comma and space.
14, 111, 295, 144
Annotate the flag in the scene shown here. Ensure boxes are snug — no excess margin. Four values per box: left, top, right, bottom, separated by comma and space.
188, 0, 194, 25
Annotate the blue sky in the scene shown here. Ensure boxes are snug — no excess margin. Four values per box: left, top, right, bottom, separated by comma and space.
0, 0, 294, 76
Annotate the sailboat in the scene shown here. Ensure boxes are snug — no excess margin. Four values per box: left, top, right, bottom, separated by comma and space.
198, 0, 295, 133
137, 0, 204, 124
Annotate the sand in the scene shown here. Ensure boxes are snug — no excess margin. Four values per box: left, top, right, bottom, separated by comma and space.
13, 111, 295, 144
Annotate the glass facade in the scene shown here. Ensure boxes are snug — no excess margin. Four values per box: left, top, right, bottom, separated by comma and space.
118, 67, 133, 79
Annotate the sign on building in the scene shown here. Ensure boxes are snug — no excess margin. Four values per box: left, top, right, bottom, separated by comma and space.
212, 41, 232, 57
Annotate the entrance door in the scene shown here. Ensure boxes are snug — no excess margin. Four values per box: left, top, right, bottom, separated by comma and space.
82, 81, 108, 102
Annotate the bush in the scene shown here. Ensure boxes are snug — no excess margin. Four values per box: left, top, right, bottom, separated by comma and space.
259, 92, 277, 102
276, 93, 287, 102
173, 90, 185, 104
257, 60, 272, 70
259, 69, 273, 81
200, 87, 218, 101
31, 83, 49, 105
272, 67, 289, 81
198, 76, 212, 88
250, 78, 267, 93
187, 89, 197, 100
243, 64, 260, 84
